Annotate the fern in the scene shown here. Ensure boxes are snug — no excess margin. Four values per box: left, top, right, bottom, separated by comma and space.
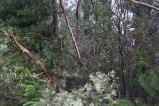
24, 85, 37, 97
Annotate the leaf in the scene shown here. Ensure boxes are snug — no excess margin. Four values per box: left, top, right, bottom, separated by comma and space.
24, 85, 36, 97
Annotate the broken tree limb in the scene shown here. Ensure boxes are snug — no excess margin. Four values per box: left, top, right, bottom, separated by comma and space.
59, 0, 84, 67
0, 29, 59, 92
130, 0, 159, 11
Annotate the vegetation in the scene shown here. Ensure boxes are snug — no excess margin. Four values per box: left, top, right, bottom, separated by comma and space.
0, 0, 159, 106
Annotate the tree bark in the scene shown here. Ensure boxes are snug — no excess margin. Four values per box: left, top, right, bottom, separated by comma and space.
0, 29, 59, 92
59, 0, 83, 67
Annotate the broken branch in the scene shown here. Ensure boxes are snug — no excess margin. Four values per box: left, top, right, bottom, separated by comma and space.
0, 29, 59, 92
59, 0, 84, 67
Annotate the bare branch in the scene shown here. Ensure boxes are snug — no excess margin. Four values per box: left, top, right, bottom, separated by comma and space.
130, 0, 159, 11
0, 29, 59, 92
59, 0, 84, 67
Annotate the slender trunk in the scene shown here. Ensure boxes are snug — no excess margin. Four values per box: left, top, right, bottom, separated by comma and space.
119, 35, 126, 98
59, 0, 83, 67
51, 0, 58, 36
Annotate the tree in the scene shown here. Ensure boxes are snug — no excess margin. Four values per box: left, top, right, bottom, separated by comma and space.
51, 0, 58, 36
0, 0, 159, 105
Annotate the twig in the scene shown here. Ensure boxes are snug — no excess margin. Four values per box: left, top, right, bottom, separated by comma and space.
59, 0, 84, 67
18, 33, 53, 42
130, 0, 159, 11
17, 32, 84, 66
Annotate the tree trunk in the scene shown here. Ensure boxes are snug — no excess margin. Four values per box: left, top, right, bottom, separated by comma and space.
51, 0, 58, 36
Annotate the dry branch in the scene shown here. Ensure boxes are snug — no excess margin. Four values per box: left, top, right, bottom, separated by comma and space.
130, 0, 159, 11
59, 0, 83, 67
0, 29, 59, 92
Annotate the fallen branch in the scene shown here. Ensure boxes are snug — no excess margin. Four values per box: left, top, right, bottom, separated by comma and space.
130, 0, 159, 11
59, 0, 84, 67
0, 29, 59, 92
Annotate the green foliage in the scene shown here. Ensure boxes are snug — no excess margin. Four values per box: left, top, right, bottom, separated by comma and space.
1, 0, 159, 105
23, 101, 38, 106
24, 85, 37, 97
139, 67, 159, 97
0, 0, 51, 27
133, 50, 151, 70
38, 71, 118, 106
112, 99, 134, 106
112, 98, 151, 106
134, 98, 151, 106
0, 63, 50, 106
